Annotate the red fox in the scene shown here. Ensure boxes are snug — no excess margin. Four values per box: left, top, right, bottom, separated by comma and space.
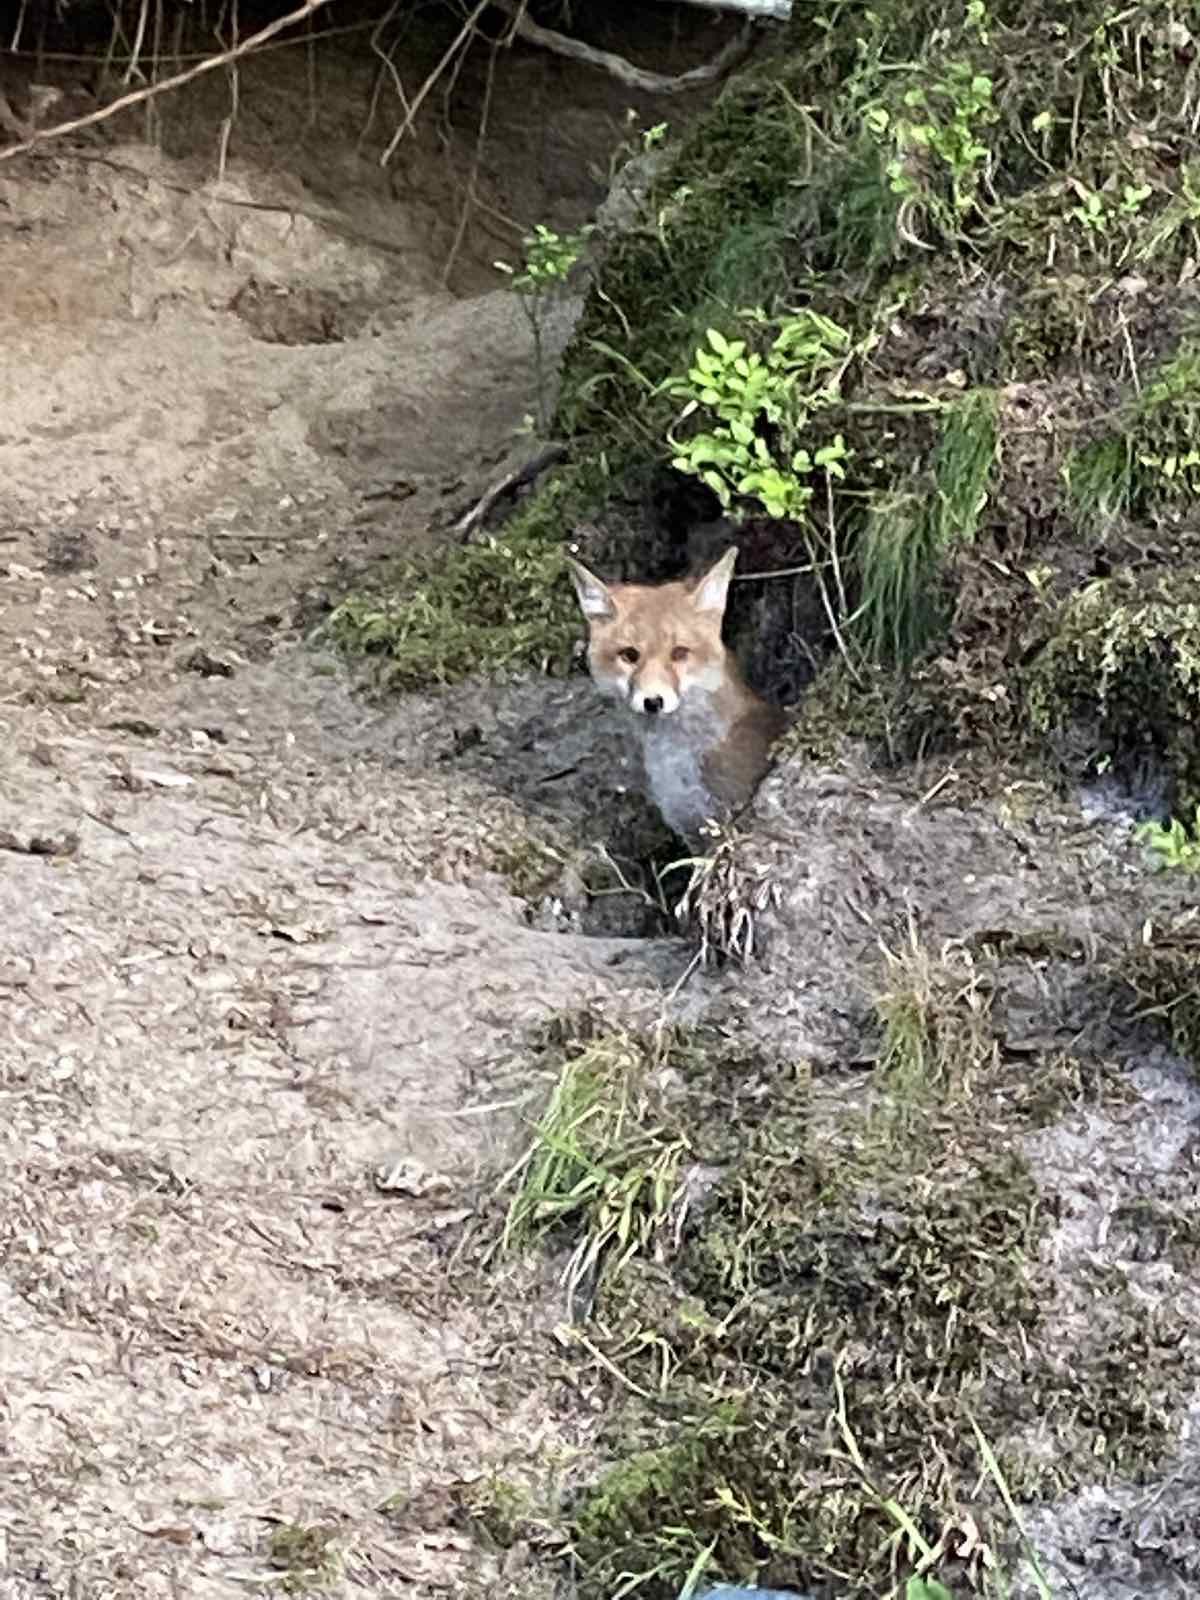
567, 547, 787, 838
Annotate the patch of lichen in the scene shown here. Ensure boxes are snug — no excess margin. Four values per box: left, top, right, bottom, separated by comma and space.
1025, 570, 1200, 811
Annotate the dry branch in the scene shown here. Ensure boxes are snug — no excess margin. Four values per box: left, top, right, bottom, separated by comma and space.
379, 0, 492, 165
453, 443, 567, 542
661, 0, 791, 15
0, 0, 337, 163
490, 2, 756, 96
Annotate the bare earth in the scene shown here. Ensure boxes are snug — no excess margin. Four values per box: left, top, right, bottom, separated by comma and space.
0, 137, 671, 1597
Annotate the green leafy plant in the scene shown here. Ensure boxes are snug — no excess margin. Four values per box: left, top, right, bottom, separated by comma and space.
1067, 347, 1200, 528
1137, 808, 1200, 873
664, 311, 851, 520
861, 41, 998, 238
906, 1581, 955, 1600
497, 223, 593, 430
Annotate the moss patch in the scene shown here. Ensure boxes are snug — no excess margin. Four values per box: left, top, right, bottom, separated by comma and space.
267, 1523, 339, 1594
319, 457, 633, 689
322, 529, 577, 690
1025, 572, 1200, 810
487, 955, 1182, 1599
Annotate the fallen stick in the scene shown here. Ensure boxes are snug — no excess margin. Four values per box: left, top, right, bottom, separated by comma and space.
454, 442, 567, 542
490, 2, 756, 96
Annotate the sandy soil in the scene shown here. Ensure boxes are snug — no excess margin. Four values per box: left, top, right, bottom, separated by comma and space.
0, 59, 684, 1593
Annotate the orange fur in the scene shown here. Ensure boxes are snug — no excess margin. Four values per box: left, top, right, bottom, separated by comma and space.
567, 547, 786, 837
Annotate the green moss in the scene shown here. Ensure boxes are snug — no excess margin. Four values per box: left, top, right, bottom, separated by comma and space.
1024, 571, 1200, 809
775, 659, 899, 764
322, 534, 573, 691
997, 275, 1089, 378
572, 1149, 1050, 1599
267, 1524, 338, 1593
559, 54, 822, 446
487, 949, 1190, 1599
320, 459, 624, 690
455, 1474, 539, 1549
497, 1019, 789, 1299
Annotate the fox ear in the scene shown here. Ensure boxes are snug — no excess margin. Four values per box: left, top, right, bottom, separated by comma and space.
691, 547, 738, 615
567, 557, 616, 620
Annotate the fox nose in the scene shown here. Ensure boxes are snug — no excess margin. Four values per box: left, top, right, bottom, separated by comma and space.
642, 696, 664, 716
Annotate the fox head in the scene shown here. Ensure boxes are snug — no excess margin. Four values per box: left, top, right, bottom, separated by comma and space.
566, 547, 737, 718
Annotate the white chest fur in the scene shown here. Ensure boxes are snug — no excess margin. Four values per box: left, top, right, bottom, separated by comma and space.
641, 697, 728, 838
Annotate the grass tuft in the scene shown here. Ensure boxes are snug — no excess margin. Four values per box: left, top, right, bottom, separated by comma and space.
855, 388, 997, 666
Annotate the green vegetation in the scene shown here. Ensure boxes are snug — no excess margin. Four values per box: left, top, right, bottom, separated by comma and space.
323, 532, 575, 688
855, 387, 997, 666
1067, 347, 1200, 531
487, 957, 1171, 1600
1138, 808, 1200, 875
267, 1523, 339, 1594
496, 223, 593, 433
412, 7, 1200, 1593
322, 0, 1200, 800
666, 312, 851, 520
1026, 574, 1200, 809
319, 463, 607, 687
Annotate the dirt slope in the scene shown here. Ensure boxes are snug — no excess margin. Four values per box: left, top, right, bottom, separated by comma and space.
0, 121, 674, 1596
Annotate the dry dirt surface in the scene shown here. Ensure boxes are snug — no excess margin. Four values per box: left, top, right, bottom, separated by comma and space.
0, 118, 683, 1596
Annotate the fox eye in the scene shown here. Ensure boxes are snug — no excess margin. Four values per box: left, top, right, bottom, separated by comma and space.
618, 647, 640, 665
671, 646, 690, 662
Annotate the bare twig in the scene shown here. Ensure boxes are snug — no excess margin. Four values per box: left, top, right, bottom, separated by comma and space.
490, 2, 757, 96
361, 0, 407, 154
8, 0, 28, 53
124, 0, 151, 85
379, 0, 491, 166
215, 0, 241, 184
441, 4, 503, 287
655, 0, 790, 13
732, 560, 820, 581
453, 444, 567, 541
0, 0, 338, 164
